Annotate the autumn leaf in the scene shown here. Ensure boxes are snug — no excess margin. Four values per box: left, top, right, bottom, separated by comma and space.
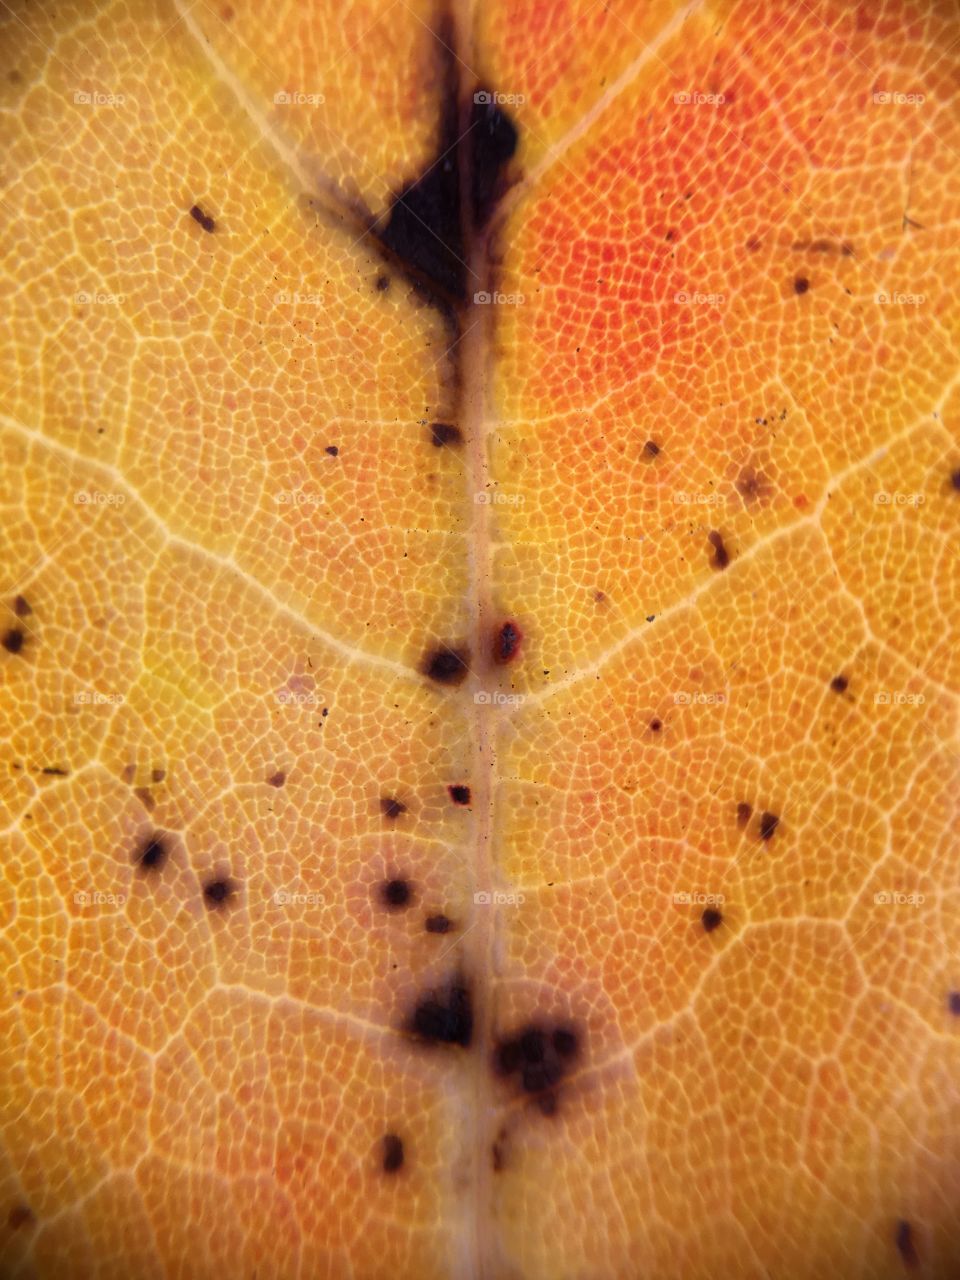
2, 0, 960, 1277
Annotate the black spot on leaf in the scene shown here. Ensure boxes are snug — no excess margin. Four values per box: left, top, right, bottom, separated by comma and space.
736, 802, 753, 827
708, 530, 729, 569
13, 595, 31, 617
2, 628, 25, 654
470, 90, 519, 226
406, 975, 473, 1047
425, 913, 452, 934
494, 1020, 581, 1109
203, 877, 236, 909
793, 276, 809, 294
189, 204, 216, 233
947, 991, 960, 1015
642, 440, 661, 458
702, 907, 723, 932
759, 811, 780, 841
430, 422, 462, 447
380, 796, 407, 819
830, 674, 848, 693
894, 1219, 919, 1268
135, 831, 168, 873
325, 445, 339, 456
380, 878, 412, 909
381, 1134, 404, 1173
493, 621, 522, 664
422, 646, 469, 685
448, 784, 471, 805
267, 771, 285, 788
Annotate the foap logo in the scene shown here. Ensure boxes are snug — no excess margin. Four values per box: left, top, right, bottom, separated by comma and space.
874, 691, 925, 706
74, 490, 125, 506
872, 91, 925, 105
673, 691, 726, 705
674, 291, 725, 305
274, 290, 324, 305
75, 291, 125, 305
74, 890, 126, 906
874, 491, 924, 506
273, 889, 324, 905
673, 891, 725, 906
73, 691, 125, 706
276, 689, 320, 706
474, 890, 525, 906
875, 291, 925, 305
474, 290, 525, 306
474, 690, 524, 706
874, 891, 925, 906
474, 89, 526, 106
674, 491, 722, 505
274, 90, 325, 105
674, 91, 726, 106
474, 491, 524, 505
73, 90, 125, 106
275, 489, 322, 506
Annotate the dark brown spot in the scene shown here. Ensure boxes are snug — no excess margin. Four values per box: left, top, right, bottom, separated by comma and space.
702, 907, 723, 932
375, 274, 390, 292
2, 628, 25, 654
894, 1219, 919, 1268
494, 1020, 581, 1108
381, 1134, 404, 1173
736, 802, 752, 827
380, 878, 412, 909
642, 440, 661, 458
448, 784, 471, 805
793, 276, 809, 294
947, 991, 960, 1015
759, 811, 779, 841
151, 768, 166, 783
267, 771, 285, 787
735, 467, 765, 502
649, 718, 662, 733
406, 975, 473, 1047
8, 1203, 34, 1230
830, 674, 848, 694
203, 877, 236, 908
470, 89, 519, 227
493, 621, 522, 664
189, 204, 216, 233
13, 595, 31, 617
708, 530, 729, 569
425, 913, 452, 934
430, 422, 463, 447
135, 832, 168, 873
950, 468, 960, 492
380, 796, 407, 819
325, 445, 339, 456
422, 646, 469, 685
41, 766, 67, 776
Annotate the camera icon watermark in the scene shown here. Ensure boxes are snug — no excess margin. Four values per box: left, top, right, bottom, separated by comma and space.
74, 889, 126, 906
673, 91, 726, 106
872, 91, 925, 105
474, 690, 524, 706
874, 891, 924, 906
276, 689, 320, 706
874, 690, 925, 706
473, 290, 525, 305
474, 491, 524, 505
274, 90, 325, 105
474, 890, 525, 906
673, 891, 725, 906
474, 89, 526, 106
673, 691, 726, 705
73, 691, 125, 706
74, 490, 126, 506
73, 90, 125, 106
273, 889, 324, 905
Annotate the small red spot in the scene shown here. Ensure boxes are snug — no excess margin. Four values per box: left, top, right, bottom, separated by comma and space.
493, 621, 522, 664
794, 493, 809, 509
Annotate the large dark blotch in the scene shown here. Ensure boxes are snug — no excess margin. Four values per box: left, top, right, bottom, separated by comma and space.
494, 1020, 581, 1111
405, 973, 473, 1047
422, 645, 470, 686
470, 90, 518, 227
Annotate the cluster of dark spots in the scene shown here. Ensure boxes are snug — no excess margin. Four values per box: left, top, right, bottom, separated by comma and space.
380, 796, 407, 819
493, 620, 522, 664
203, 877, 237, 909
736, 802, 753, 827
13, 595, 31, 617
7, 1203, 33, 1230
470, 89, 519, 226
267, 771, 285, 788
189, 204, 216, 233
707, 530, 729, 569
324, 445, 339, 456
735, 467, 767, 503
381, 1134, 404, 1173
448, 784, 471, 805
422, 645, 470, 686
425, 913, 452, 934
134, 831, 168, 873
642, 439, 661, 459
380, 878, 412, 909
895, 1219, 919, 1267
2, 628, 25, 654
374, 274, 390, 293
430, 422, 462, 447
829, 674, 849, 694
758, 811, 779, 841
947, 991, 960, 1015
495, 1023, 580, 1108
702, 907, 723, 932
405, 974, 473, 1047
793, 276, 810, 295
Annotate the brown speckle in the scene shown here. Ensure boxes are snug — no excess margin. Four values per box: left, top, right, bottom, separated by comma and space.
189, 204, 216, 233
267, 771, 286, 788
759, 811, 779, 841
708, 530, 729, 569
380, 796, 406, 819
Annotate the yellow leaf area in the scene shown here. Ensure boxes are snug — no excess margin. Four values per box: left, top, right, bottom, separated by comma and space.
1, 0, 959, 1277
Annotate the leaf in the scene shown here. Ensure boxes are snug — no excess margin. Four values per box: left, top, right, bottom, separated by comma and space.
1, 1, 959, 1277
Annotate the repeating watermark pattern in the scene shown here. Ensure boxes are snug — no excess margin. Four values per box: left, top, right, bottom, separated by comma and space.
75, 291, 125, 305
673, 891, 725, 906
273, 290, 324, 305
74, 490, 125, 506
275, 490, 322, 506
874, 691, 925, 706
474, 291, 525, 305
474, 690, 525, 706
674, 91, 726, 106
674, 491, 723, 505
474, 89, 526, 106
872, 91, 925, 105
274, 90, 325, 105
74, 890, 126, 906
874, 891, 925, 906
673, 691, 726, 705
276, 689, 320, 706
674, 291, 726, 305
474, 491, 524, 505
73, 90, 125, 106
875, 291, 925, 305
273, 889, 324, 905
474, 890, 525, 906
73, 691, 124, 705
874, 491, 924, 505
